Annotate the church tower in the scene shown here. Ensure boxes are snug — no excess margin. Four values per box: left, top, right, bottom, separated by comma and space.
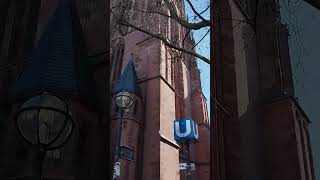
110, 0, 210, 179
0, 0, 107, 179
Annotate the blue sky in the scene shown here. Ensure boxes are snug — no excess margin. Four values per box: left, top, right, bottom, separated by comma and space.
184, 0, 211, 120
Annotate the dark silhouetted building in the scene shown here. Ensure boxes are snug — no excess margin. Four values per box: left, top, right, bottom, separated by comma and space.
212, 0, 315, 179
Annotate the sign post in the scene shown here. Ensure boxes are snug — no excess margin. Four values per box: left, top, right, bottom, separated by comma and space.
178, 163, 196, 170
186, 142, 192, 180
174, 118, 199, 180
113, 161, 121, 179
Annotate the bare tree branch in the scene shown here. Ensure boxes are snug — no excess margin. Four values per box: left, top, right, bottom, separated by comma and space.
163, 0, 211, 29
111, 0, 211, 66
199, 4, 210, 15
182, 29, 191, 47
179, 29, 191, 58
132, 8, 209, 30
119, 19, 210, 64
185, 0, 210, 23
192, 28, 210, 49
134, 9, 172, 18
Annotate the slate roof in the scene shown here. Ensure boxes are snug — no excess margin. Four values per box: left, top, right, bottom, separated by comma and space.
114, 56, 139, 94
12, 0, 97, 106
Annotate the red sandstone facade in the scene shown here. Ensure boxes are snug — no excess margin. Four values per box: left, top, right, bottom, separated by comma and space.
110, 0, 210, 179
4, 0, 315, 179
0, 0, 210, 180
212, 0, 315, 179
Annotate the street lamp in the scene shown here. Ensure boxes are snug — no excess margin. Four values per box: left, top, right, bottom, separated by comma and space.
15, 93, 74, 180
115, 91, 134, 109
113, 91, 134, 179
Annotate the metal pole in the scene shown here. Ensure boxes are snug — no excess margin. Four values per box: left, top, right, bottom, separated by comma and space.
37, 148, 45, 180
114, 108, 124, 179
186, 142, 192, 180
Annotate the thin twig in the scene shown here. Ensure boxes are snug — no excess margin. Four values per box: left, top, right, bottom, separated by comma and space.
119, 19, 210, 64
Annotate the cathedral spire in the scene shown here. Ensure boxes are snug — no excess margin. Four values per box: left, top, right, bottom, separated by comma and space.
12, 0, 96, 105
114, 55, 138, 94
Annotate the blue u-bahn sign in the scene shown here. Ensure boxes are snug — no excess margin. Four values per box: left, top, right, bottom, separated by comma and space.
174, 118, 199, 143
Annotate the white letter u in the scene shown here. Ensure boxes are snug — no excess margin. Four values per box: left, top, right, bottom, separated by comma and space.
193, 123, 199, 139
175, 120, 191, 137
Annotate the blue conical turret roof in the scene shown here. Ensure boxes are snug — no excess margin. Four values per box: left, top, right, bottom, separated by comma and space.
114, 56, 138, 94
12, 0, 97, 105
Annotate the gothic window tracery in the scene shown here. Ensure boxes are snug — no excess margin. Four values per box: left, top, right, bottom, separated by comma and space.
110, 37, 125, 90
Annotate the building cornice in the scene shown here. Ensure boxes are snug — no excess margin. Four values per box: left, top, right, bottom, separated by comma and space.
159, 132, 180, 149
264, 95, 311, 123
111, 116, 143, 127
137, 75, 176, 93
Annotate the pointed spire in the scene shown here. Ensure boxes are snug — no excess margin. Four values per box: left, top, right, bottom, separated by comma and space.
12, 0, 97, 105
114, 55, 138, 94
